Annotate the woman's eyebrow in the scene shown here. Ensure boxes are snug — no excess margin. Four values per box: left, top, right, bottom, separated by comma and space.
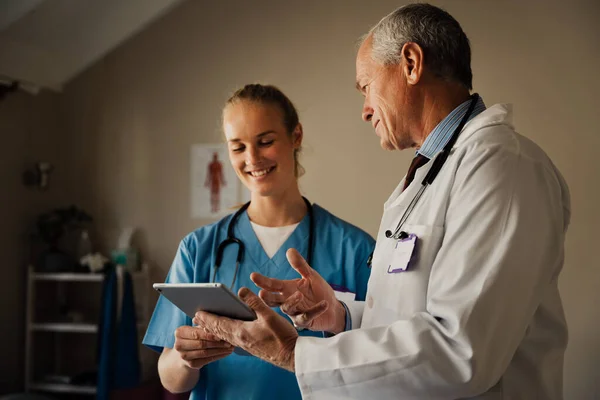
228, 131, 276, 143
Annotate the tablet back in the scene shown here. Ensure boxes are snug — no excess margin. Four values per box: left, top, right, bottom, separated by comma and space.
153, 283, 257, 321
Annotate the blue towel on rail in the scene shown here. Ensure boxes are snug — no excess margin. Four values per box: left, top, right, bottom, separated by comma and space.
97, 265, 141, 399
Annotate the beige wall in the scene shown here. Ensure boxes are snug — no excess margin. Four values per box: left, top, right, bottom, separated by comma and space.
56, 0, 599, 397
0, 90, 69, 391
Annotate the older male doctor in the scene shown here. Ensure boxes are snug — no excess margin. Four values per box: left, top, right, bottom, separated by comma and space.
194, 4, 571, 399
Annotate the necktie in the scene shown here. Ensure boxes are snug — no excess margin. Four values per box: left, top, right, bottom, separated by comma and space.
403, 154, 430, 191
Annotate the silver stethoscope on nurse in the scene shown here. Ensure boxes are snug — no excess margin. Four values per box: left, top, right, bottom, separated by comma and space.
385, 93, 479, 240
211, 197, 315, 288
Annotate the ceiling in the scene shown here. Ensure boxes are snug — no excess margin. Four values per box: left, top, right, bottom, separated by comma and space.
0, 0, 184, 93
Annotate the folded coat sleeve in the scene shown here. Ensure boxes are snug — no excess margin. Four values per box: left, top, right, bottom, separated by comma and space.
294, 139, 568, 399
343, 299, 365, 330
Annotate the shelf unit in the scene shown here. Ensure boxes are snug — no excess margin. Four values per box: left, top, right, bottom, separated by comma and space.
32, 272, 105, 282
30, 323, 99, 334
24, 265, 150, 396
29, 382, 97, 395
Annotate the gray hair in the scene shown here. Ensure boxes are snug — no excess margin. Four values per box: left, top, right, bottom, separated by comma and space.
363, 3, 473, 90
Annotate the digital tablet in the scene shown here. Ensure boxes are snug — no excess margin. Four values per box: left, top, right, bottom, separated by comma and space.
153, 283, 257, 321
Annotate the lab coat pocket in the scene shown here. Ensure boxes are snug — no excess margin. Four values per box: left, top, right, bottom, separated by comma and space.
367, 224, 444, 326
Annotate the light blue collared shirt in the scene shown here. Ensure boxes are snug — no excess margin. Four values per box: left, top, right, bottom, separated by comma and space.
340, 95, 486, 334
417, 95, 486, 159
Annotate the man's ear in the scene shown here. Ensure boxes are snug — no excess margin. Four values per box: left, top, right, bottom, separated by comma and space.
401, 42, 424, 85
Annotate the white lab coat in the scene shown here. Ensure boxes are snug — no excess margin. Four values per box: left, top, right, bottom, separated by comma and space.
294, 104, 571, 399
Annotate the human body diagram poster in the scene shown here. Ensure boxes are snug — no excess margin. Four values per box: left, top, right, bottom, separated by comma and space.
190, 144, 249, 219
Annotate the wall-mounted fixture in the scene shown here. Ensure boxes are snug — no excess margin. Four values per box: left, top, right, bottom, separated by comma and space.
23, 162, 54, 190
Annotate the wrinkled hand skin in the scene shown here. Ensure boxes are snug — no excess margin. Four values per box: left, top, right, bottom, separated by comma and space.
172, 325, 234, 369
193, 287, 299, 372
251, 248, 346, 333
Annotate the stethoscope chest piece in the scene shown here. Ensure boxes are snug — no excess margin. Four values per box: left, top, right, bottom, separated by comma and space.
386, 230, 408, 240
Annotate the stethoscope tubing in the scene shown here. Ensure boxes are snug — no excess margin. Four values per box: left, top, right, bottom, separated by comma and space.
212, 197, 315, 288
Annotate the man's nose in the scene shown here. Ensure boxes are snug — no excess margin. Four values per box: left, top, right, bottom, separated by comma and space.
362, 100, 373, 123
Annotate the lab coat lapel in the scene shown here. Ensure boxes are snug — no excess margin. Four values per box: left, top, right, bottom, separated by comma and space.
386, 103, 513, 213
386, 155, 437, 211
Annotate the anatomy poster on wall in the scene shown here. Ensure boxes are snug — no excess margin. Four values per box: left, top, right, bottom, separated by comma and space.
190, 144, 239, 219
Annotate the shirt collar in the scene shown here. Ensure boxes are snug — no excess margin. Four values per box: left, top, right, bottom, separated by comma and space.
417, 95, 486, 159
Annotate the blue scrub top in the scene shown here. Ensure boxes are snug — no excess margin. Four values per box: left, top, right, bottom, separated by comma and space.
143, 204, 374, 400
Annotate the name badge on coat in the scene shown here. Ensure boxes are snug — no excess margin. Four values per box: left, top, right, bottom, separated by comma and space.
388, 234, 418, 273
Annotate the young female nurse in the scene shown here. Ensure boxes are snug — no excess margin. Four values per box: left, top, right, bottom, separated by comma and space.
143, 84, 374, 400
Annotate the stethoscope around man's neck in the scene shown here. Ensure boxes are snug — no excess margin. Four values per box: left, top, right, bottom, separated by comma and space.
385, 93, 479, 240
212, 196, 315, 288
